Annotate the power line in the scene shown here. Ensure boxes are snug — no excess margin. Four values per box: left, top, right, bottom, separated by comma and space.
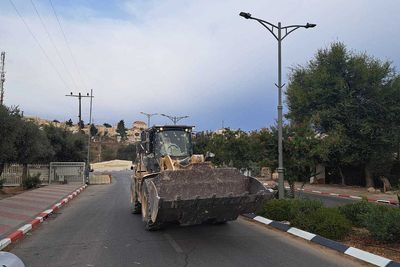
29, 0, 80, 91
48, 0, 87, 89
8, 0, 70, 90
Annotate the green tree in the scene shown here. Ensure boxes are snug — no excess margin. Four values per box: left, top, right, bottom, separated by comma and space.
117, 120, 127, 140
0, 106, 21, 176
284, 124, 319, 196
101, 146, 115, 161
286, 42, 400, 187
194, 129, 263, 172
65, 119, 73, 127
43, 125, 87, 162
15, 121, 53, 180
116, 144, 137, 161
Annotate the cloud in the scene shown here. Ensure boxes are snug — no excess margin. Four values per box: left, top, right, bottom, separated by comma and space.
0, 0, 399, 130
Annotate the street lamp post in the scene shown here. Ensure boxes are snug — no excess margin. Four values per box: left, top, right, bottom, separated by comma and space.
160, 113, 189, 125
86, 89, 94, 171
140, 112, 158, 127
239, 12, 316, 199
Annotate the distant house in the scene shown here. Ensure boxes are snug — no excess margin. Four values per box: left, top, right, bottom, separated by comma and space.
127, 121, 147, 143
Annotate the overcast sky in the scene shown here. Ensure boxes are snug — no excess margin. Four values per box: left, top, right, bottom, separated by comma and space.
0, 0, 399, 131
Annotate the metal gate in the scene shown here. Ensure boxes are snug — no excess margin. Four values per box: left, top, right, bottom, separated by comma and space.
49, 162, 85, 184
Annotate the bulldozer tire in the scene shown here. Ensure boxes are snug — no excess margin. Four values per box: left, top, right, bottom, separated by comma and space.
130, 191, 141, 214
141, 182, 162, 231
131, 200, 141, 214
212, 220, 228, 225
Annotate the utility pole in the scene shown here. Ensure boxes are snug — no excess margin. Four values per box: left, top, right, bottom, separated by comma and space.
65, 92, 92, 129
239, 12, 316, 199
140, 112, 157, 127
0, 52, 5, 105
86, 89, 94, 171
160, 113, 189, 125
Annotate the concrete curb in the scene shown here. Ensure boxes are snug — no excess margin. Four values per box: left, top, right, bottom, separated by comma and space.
265, 184, 399, 206
242, 213, 400, 267
0, 184, 87, 251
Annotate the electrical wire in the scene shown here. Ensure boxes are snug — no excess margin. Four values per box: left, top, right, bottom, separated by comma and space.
29, 0, 80, 91
48, 0, 87, 89
8, 0, 70, 90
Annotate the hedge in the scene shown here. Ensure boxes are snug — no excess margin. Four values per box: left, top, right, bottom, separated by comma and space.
257, 198, 323, 222
338, 200, 374, 227
363, 204, 400, 242
257, 198, 351, 240
292, 207, 352, 240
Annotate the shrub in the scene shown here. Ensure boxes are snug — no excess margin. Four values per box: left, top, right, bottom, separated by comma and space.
363, 205, 400, 242
290, 198, 323, 218
0, 178, 5, 189
292, 207, 352, 240
22, 173, 41, 189
338, 200, 374, 227
257, 199, 293, 221
257, 198, 323, 222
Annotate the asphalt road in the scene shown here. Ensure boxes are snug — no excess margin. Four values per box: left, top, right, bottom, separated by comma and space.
298, 192, 356, 207
10, 171, 365, 267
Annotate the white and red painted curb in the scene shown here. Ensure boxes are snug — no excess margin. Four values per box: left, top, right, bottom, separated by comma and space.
0, 184, 87, 251
243, 213, 400, 267
265, 184, 399, 206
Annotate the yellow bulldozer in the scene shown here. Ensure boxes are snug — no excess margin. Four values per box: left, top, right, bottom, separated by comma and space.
130, 125, 272, 230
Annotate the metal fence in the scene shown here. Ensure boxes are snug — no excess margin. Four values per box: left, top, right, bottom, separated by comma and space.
0, 164, 24, 186
28, 164, 50, 183
49, 162, 85, 184
1, 162, 85, 186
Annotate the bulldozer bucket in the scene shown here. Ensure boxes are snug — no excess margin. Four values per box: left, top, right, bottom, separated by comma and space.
142, 164, 273, 227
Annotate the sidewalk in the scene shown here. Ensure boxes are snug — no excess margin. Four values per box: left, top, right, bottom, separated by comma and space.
0, 183, 84, 239
262, 180, 399, 205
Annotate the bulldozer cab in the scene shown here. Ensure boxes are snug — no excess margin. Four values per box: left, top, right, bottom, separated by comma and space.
138, 126, 194, 173
140, 126, 193, 157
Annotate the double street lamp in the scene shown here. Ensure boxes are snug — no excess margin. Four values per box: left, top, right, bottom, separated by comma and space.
160, 113, 189, 125
140, 112, 158, 127
239, 12, 316, 199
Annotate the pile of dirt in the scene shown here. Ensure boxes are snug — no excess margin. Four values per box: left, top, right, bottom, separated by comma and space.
91, 160, 132, 172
